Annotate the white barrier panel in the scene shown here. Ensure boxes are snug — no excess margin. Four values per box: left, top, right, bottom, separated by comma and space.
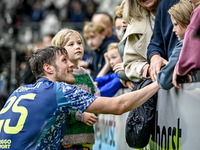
151, 82, 200, 149
93, 82, 200, 150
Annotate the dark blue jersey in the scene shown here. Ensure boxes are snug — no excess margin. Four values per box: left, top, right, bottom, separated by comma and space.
0, 78, 97, 150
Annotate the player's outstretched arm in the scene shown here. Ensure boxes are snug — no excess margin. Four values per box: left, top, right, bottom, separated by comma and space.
85, 81, 160, 115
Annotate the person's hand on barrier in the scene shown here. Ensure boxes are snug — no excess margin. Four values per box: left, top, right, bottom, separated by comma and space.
113, 62, 124, 73
150, 54, 168, 82
184, 74, 192, 83
172, 67, 181, 89
83, 112, 98, 126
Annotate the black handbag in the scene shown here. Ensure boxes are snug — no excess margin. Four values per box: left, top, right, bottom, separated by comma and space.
125, 78, 158, 148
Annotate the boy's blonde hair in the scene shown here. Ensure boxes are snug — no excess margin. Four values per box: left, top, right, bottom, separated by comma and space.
51, 28, 84, 49
168, 0, 193, 27
107, 42, 119, 52
83, 22, 105, 39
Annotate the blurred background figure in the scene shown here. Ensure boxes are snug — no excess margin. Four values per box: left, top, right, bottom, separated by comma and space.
19, 41, 43, 86
82, 21, 118, 78
92, 11, 118, 41
42, 33, 54, 47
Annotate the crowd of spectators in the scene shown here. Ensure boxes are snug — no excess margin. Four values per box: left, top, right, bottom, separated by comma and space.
0, 0, 122, 109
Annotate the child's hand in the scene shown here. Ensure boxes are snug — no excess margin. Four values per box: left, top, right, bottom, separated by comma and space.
94, 81, 98, 86
125, 81, 135, 91
96, 53, 110, 77
120, 80, 135, 91
104, 52, 109, 65
120, 79, 126, 87
83, 112, 98, 126
113, 62, 124, 73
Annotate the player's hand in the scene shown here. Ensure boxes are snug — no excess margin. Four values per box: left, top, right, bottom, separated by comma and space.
150, 55, 168, 81
83, 112, 98, 126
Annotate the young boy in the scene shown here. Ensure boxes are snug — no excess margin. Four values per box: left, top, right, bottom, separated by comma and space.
94, 43, 136, 97
157, 0, 193, 90
51, 28, 100, 150
80, 21, 118, 79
